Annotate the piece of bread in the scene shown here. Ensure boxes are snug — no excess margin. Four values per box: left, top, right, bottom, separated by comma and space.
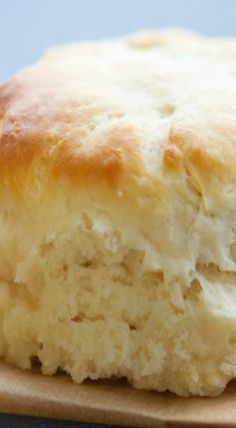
0, 28, 236, 397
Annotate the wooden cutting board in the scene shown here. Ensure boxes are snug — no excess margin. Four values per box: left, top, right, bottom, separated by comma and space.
0, 360, 236, 427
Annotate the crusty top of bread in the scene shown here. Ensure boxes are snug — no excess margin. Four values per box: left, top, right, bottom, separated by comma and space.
0, 28, 236, 197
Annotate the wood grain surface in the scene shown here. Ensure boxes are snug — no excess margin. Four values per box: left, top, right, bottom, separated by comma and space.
0, 361, 236, 427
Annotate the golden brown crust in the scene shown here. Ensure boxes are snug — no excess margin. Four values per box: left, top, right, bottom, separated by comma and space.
1, 28, 236, 197
0, 67, 143, 191
164, 100, 236, 196
52, 121, 143, 184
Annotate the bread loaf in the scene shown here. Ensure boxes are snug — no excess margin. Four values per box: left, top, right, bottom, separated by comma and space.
0, 28, 236, 396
